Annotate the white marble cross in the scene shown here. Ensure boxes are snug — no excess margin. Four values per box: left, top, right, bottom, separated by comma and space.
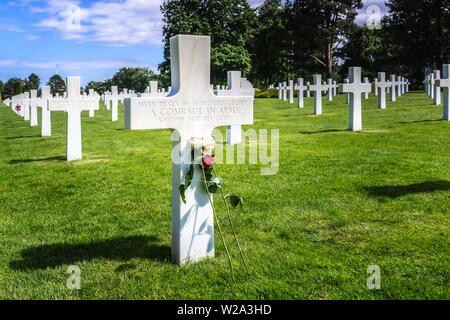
278, 82, 282, 99
374, 72, 389, 109
327, 79, 333, 101
306, 81, 311, 97
433, 70, 441, 105
294, 78, 306, 108
373, 78, 378, 97
40, 86, 52, 136
29, 90, 39, 127
282, 81, 287, 101
124, 35, 253, 264
436, 64, 450, 121
48, 77, 99, 161
288, 80, 294, 104
88, 89, 98, 117
339, 67, 371, 131
396, 76, 402, 98
363, 77, 370, 99
141, 81, 164, 98
344, 79, 350, 104
216, 71, 253, 145
333, 80, 338, 97
308, 75, 326, 115
23, 92, 30, 121
110, 86, 119, 121
390, 75, 397, 102
430, 74, 435, 99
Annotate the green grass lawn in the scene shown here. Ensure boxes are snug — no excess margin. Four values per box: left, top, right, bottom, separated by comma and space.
0, 91, 448, 299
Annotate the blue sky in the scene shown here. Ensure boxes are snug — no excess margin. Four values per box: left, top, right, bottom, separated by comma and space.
0, 0, 388, 87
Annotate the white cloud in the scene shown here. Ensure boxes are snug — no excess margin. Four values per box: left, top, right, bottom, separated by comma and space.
0, 59, 156, 71
32, 0, 163, 46
22, 0, 388, 47
0, 24, 26, 33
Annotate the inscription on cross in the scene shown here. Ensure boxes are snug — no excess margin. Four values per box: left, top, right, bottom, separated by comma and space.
124, 35, 253, 264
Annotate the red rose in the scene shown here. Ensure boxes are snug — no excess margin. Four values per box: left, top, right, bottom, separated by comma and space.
202, 155, 214, 169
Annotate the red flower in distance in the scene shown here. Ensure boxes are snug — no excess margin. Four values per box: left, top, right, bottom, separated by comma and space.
202, 155, 214, 169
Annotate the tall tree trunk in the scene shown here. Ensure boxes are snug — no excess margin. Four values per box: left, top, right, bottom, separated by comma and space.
327, 42, 333, 78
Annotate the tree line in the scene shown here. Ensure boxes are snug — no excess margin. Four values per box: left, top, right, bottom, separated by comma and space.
160, 0, 449, 88
1, 0, 448, 100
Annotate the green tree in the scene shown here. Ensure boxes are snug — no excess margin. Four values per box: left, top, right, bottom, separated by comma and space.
380, 0, 450, 85
111, 67, 157, 93
24, 73, 41, 91
85, 79, 113, 95
289, 0, 363, 78
14, 80, 23, 95
160, 0, 256, 84
0, 80, 4, 102
249, 0, 291, 87
339, 24, 383, 80
47, 75, 66, 95
3, 78, 23, 99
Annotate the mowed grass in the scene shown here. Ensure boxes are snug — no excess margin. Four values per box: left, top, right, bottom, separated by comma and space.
0, 91, 448, 300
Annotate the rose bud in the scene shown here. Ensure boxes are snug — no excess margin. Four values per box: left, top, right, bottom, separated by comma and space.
202, 155, 215, 169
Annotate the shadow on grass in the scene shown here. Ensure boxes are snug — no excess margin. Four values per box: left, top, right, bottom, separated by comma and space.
397, 119, 442, 124
299, 129, 347, 134
365, 180, 450, 198
9, 156, 66, 164
6, 135, 41, 140
10, 235, 171, 270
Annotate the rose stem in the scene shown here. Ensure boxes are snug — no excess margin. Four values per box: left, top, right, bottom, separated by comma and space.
213, 167, 250, 275
200, 164, 235, 283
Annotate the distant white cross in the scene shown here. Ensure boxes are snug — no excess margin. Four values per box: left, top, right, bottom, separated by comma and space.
308, 75, 326, 115
48, 77, 99, 161
436, 64, 450, 121
216, 70, 254, 145
390, 75, 397, 102
339, 67, 371, 131
294, 78, 306, 108
433, 70, 441, 105
29, 90, 39, 127
288, 80, 294, 104
327, 79, 333, 101
374, 72, 389, 109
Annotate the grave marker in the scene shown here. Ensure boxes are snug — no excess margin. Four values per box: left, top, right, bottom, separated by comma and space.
294, 78, 306, 108
124, 35, 253, 264
339, 67, 371, 131
436, 64, 450, 121
48, 77, 99, 161
29, 90, 39, 127
309, 75, 326, 115
390, 75, 397, 102
433, 70, 441, 105
375, 72, 389, 109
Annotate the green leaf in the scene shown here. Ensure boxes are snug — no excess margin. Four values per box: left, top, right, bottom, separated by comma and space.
179, 184, 186, 204
226, 194, 244, 208
207, 180, 218, 194
185, 164, 194, 189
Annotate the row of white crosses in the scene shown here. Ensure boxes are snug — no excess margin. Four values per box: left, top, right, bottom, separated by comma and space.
6, 78, 100, 161
277, 77, 338, 111
124, 35, 254, 264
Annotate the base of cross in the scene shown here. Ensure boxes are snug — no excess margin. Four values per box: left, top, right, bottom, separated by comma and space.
171, 132, 215, 264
